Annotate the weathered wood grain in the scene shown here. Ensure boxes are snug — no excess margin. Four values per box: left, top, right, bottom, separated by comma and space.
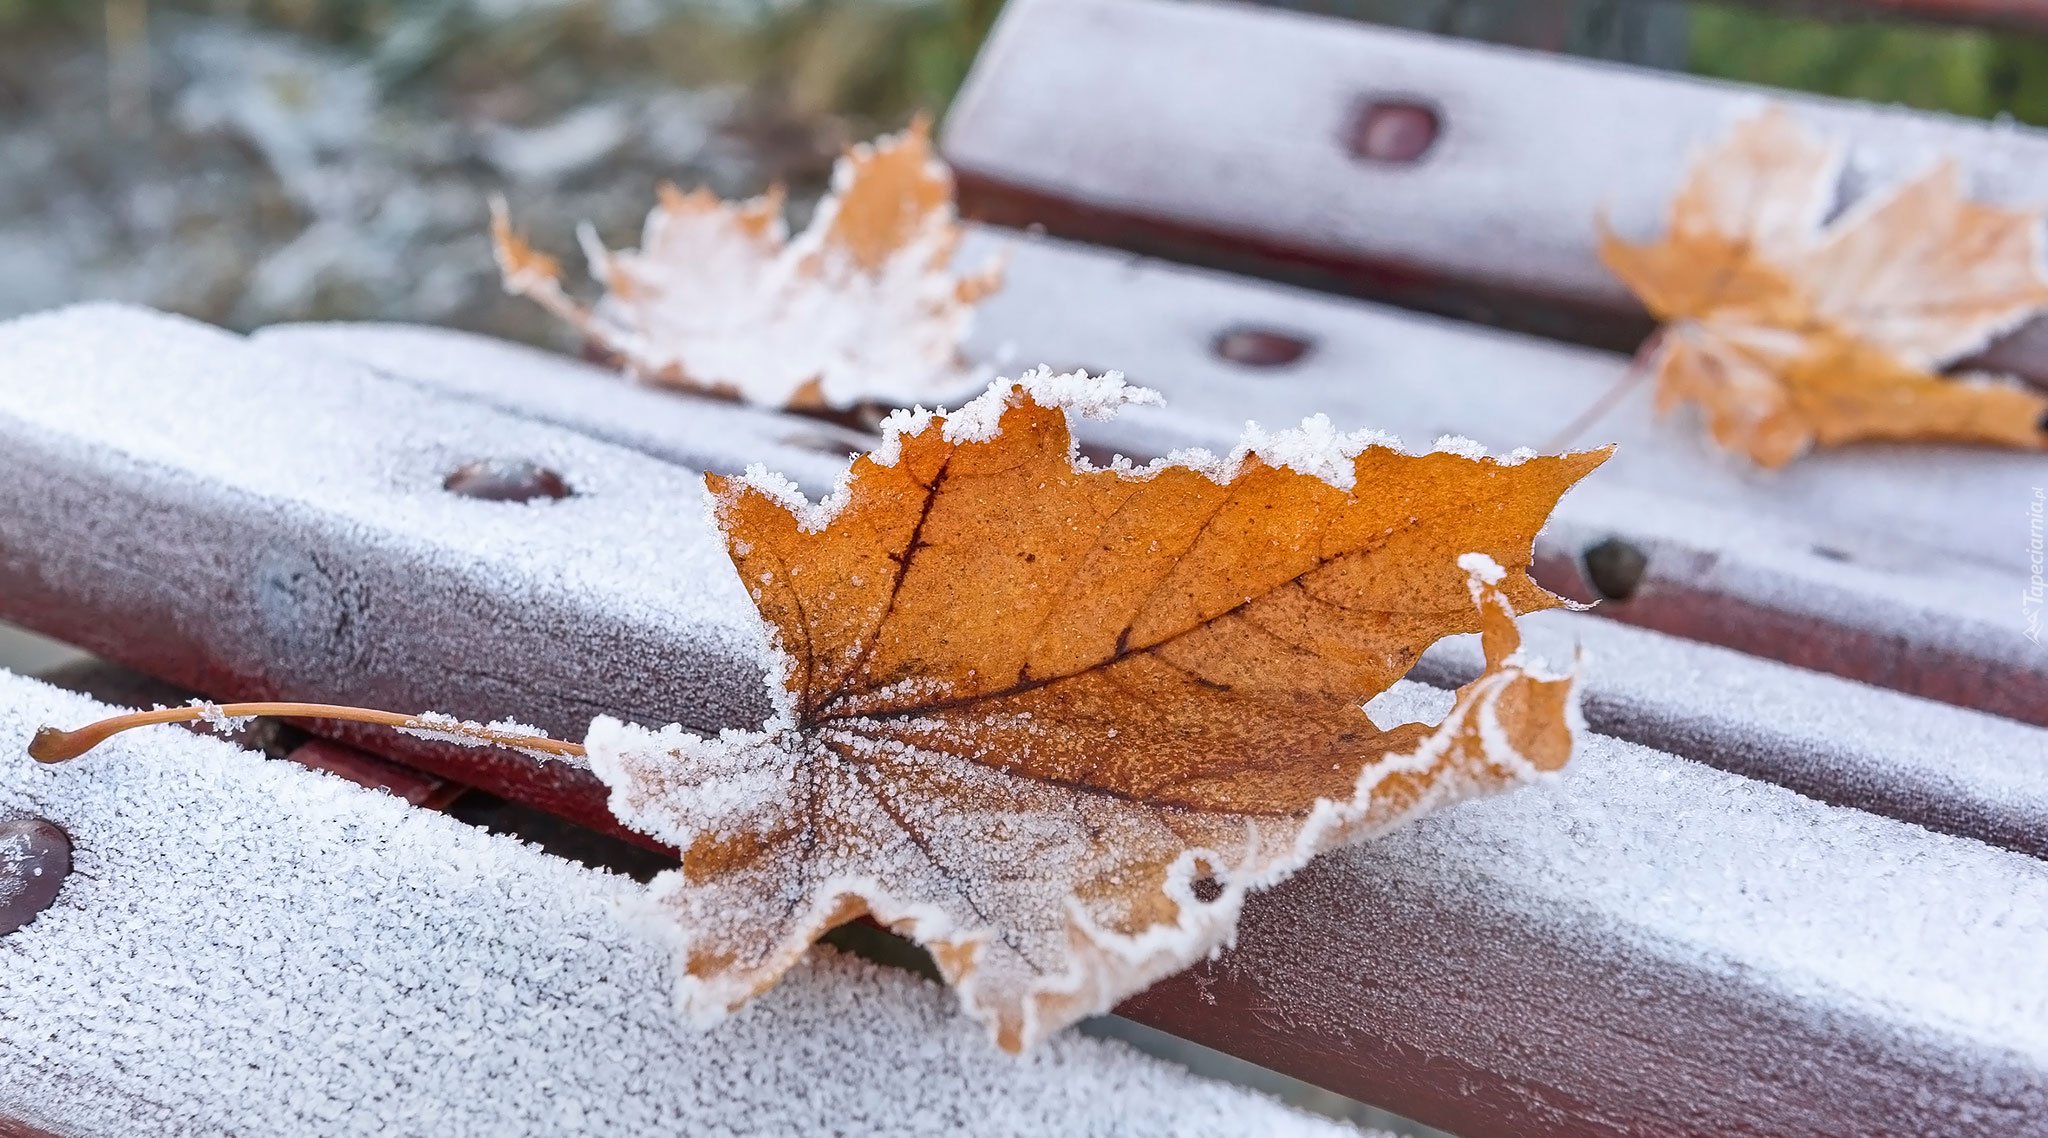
943, 0, 2048, 380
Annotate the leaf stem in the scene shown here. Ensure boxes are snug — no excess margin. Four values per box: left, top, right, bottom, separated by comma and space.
1543, 329, 1663, 452
28, 702, 585, 764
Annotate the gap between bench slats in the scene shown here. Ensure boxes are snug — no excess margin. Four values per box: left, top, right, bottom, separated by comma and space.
1416, 609, 2048, 858
942, 0, 2048, 383
5, 304, 2046, 1136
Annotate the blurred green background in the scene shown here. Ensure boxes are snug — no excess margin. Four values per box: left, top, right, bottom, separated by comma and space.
9, 0, 2048, 126
1689, 3, 2048, 123
1, 0, 2045, 341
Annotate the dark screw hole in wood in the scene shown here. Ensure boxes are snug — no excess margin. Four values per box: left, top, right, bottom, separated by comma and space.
0, 818, 72, 936
1212, 327, 1313, 368
443, 459, 572, 503
1582, 537, 1648, 602
1346, 99, 1441, 164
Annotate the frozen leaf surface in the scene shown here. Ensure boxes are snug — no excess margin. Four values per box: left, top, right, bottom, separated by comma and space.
588, 371, 1606, 1051
492, 118, 1003, 410
1600, 106, 2048, 467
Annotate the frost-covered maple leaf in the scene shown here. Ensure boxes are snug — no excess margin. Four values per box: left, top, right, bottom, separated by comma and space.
586, 370, 1607, 1052
491, 117, 1004, 410
1600, 106, 2048, 467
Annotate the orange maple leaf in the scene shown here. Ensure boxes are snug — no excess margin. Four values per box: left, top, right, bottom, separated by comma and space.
1600, 107, 2048, 467
586, 371, 1608, 1051
491, 116, 1004, 410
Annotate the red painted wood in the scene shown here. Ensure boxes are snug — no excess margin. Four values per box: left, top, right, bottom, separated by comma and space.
1117, 844, 2048, 1138
306, 721, 671, 853
281, 735, 463, 809
1526, 538, 2039, 727
955, 169, 1650, 357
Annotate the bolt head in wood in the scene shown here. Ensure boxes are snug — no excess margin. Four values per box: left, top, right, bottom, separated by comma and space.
1583, 537, 1649, 602
1347, 99, 1440, 164
443, 459, 572, 503
1212, 327, 1313, 368
0, 818, 72, 936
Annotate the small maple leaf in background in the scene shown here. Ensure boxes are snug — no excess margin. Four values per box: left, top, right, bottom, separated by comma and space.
586, 371, 1607, 1052
491, 117, 1004, 410
1599, 106, 2048, 468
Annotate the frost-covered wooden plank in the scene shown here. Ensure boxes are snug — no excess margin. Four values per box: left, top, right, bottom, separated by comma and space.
14, 667, 2018, 1138
942, 0, 2048, 381
252, 322, 871, 496
258, 314, 2048, 848
951, 232, 2028, 573
1417, 609, 2048, 858
1126, 707, 2048, 1138
257, 226, 2045, 732
0, 304, 783, 841
0, 672, 1342, 1138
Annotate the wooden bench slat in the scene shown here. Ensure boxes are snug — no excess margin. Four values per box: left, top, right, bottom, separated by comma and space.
0, 672, 1341, 1138
261, 218, 2045, 735
258, 307, 2048, 851
255, 322, 872, 497
11, 304, 2041, 1134
1417, 609, 2048, 858
0, 304, 775, 844
265, 306, 2048, 861
1127, 697, 2048, 1138
942, 0, 2048, 383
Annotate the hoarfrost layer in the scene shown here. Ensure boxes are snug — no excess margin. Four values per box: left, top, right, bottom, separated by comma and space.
0, 671, 1349, 1138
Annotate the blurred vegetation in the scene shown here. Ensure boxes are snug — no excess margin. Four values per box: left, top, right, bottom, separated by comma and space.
1689, 3, 2048, 126
0, 0, 1003, 130
4, 0, 2047, 127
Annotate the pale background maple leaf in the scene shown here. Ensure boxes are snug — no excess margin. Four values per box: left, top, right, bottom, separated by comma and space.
493, 118, 1004, 411
1601, 106, 2048, 466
